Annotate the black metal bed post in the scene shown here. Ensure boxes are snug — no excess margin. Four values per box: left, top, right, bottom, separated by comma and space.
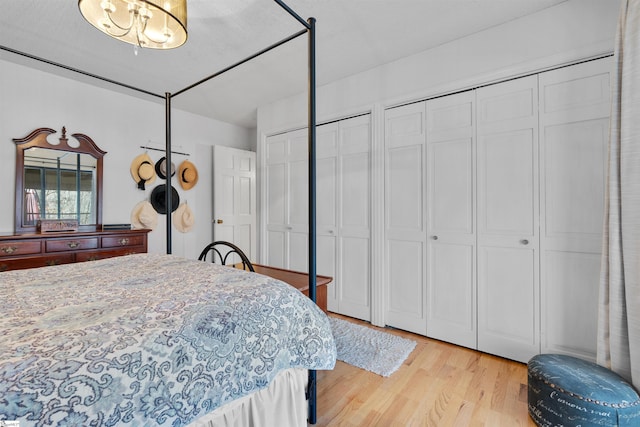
307, 16, 318, 425
165, 92, 173, 254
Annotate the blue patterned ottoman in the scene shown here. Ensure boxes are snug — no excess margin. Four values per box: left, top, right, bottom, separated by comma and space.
528, 354, 640, 426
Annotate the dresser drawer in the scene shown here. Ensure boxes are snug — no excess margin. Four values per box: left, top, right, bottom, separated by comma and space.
76, 247, 145, 262
46, 238, 99, 252
0, 240, 41, 257
0, 254, 74, 272
102, 234, 146, 248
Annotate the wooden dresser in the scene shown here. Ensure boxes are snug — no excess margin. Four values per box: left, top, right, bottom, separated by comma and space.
0, 229, 150, 272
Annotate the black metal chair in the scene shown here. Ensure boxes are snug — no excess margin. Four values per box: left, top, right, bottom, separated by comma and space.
197, 241, 255, 272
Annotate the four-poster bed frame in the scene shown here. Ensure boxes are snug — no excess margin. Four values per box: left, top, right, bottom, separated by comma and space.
0, 0, 321, 422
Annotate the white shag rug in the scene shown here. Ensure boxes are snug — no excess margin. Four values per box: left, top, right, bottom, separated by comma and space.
329, 317, 417, 377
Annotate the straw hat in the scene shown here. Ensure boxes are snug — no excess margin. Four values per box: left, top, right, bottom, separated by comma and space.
173, 203, 195, 233
150, 184, 180, 214
178, 160, 199, 190
130, 200, 158, 230
130, 153, 156, 190
155, 156, 176, 179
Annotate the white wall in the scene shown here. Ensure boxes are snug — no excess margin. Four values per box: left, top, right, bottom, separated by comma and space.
257, 0, 620, 133
0, 59, 253, 259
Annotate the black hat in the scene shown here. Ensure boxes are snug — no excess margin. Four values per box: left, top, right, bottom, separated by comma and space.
155, 157, 176, 180
150, 184, 180, 214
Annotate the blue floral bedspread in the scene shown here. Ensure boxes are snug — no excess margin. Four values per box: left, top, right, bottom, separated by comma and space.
0, 253, 336, 426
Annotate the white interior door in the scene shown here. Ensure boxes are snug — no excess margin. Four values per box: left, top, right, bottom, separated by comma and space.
539, 58, 611, 361
426, 90, 477, 349
287, 131, 309, 272
337, 114, 372, 321
266, 116, 372, 320
385, 102, 428, 335
212, 145, 257, 262
265, 129, 308, 269
265, 133, 288, 267
317, 123, 339, 311
476, 75, 540, 363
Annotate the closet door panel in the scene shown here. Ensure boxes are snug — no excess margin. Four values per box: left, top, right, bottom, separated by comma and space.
340, 236, 371, 320
479, 129, 536, 238
317, 157, 337, 230
543, 119, 607, 252
539, 58, 611, 360
543, 250, 600, 358
289, 232, 308, 272
265, 135, 288, 269
267, 230, 285, 268
426, 91, 476, 348
429, 243, 475, 344
266, 163, 286, 226
387, 239, 426, 331
342, 152, 370, 229
429, 138, 473, 233
316, 124, 339, 310
288, 159, 308, 228
265, 129, 308, 271
387, 146, 424, 230
318, 155, 338, 309
477, 75, 539, 363
287, 154, 309, 272
478, 246, 537, 361
337, 115, 372, 320
385, 102, 427, 335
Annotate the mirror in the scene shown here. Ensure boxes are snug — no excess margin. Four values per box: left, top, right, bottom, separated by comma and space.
13, 127, 106, 233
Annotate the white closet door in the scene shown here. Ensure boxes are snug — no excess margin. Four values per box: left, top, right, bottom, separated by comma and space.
338, 114, 372, 320
317, 123, 339, 311
477, 75, 540, 363
426, 90, 477, 348
265, 128, 308, 269
265, 133, 288, 268
287, 131, 309, 272
385, 102, 428, 335
539, 58, 611, 361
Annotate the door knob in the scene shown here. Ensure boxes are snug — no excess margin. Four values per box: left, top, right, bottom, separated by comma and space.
520, 239, 529, 245
212, 219, 223, 224
431, 235, 438, 240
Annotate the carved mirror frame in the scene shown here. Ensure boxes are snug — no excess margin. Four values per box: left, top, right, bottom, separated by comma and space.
13, 127, 106, 233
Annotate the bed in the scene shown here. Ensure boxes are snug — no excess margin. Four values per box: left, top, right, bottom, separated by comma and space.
0, 253, 336, 426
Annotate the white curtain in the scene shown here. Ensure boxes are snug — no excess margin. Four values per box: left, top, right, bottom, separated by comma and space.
598, 0, 640, 390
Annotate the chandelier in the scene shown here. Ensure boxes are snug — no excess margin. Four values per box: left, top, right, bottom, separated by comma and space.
78, 0, 187, 49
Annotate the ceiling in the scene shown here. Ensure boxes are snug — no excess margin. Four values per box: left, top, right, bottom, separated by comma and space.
0, 0, 567, 128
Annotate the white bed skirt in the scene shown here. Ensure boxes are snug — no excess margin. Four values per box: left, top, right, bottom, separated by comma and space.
188, 368, 309, 427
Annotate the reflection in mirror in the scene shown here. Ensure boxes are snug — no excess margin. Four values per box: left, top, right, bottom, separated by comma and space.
13, 127, 106, 233
23, 148, 98, 226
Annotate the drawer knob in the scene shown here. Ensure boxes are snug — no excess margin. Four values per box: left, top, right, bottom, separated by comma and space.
1, 246, 17, 254
67, 241, 80, 249
432, 235, 438, 240
118, 238, 130, 246
520, 239, 529, 245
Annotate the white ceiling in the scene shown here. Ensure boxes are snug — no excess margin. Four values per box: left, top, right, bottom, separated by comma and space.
0, 0, 567, 128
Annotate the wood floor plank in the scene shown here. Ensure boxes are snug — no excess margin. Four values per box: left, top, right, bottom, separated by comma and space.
313, 314, 536, 426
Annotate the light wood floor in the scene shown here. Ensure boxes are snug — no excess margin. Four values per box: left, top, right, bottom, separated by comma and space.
313, 314, 537, 427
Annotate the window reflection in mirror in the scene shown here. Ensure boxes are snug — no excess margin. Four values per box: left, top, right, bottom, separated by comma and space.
22, 148, 97, 226
13, 127, 105, 233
